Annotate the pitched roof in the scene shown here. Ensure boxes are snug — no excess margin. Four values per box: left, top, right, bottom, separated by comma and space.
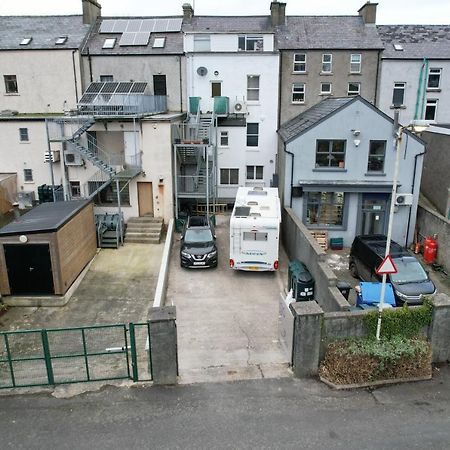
82, 16, 184, 55
278, 97, 355, 142
378, 25, 450, 59
277, 16, 383, 50
0, 16, 91, 50
182, 16, 273, 34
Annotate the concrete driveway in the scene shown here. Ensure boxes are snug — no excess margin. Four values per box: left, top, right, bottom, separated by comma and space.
166, 215, 291, 384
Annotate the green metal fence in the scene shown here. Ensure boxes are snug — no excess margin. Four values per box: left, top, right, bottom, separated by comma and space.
0, 322, 152, 389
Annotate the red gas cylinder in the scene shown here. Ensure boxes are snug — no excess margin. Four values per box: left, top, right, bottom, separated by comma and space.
423, 235, 438, 265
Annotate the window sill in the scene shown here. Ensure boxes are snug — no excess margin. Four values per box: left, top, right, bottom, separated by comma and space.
19, 141, 30, 144
320, 72, 333, 76
4, 93, 20, 96
313, 168, 347, 172
349, 72, 362, 76
426, 88, 441, 92
390, 105, 406, 109
246, 148, 260, 152
23, 181, 35, 184
365, 172, 386, 177
246, 102, 260, 106
292, 72, 308, 75
291, 102, 305, 105
319, 93, 332, 96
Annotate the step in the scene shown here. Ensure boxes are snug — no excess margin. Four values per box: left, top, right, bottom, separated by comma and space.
125, 236, 160, 244
127, 217, 163, 224
125, 231, 160, 239
126, 224, 162, 232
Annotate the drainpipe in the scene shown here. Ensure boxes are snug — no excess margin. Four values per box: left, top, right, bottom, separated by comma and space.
374, 49, 381, 106
277, 51, 283, 129
87, 47, 93, 83
283, 143, 295, 208
178, 56, 183, 113
72, 50, 79, 103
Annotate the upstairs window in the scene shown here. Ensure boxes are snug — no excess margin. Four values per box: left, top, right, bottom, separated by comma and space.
322, 54, 332, 73
194, 35, 210, 52
220, 168, 239, 185
100, 75, 114, 82
211, 81, 222, 97
23, 169, 33, 182
427, 68, 441, 89
292, 83, 305, 103
246, 123, 259, 147
367, 141, 386, 173
247, 75, 260, 101
315, 140, 346, 168
19, 128, 29, 142
293, 54, 306, 73
238, 35, 263, 52
348, 82, 360, 96
392, 82, 406, 107
153, 75, 167, 96
320, 83, 332, 95
4, 75, 18, 93
350, 54, 362, 73
220, 131, 229, 147
425, 99, 438, 121
246, 165, 263, 180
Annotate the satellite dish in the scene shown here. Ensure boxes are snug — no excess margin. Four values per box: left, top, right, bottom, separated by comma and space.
234, 103, 243, 112
197, 66, 208, 76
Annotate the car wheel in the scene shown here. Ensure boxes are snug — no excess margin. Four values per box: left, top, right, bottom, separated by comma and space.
349, 262, 359, 278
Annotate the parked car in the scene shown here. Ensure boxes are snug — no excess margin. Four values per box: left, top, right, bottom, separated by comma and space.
180, 215, 218, 268
349, 235, 436, 305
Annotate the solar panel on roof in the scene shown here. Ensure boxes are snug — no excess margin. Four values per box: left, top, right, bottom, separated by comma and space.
141, 19, 155, 32
113, 20, 128, 33
79, 93, 97, 104
86, 82, 104, 93
167, 18, 183, 32
153, 19, 169, 32
100, 20, 116, 33
126, 19, 142, 32
119, 32, 136, 46
116, 82, 133, 94
133, 32, 150, 46
130, 82, 148, 94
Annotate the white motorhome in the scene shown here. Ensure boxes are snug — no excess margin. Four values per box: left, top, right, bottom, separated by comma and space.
229, 187, 281, 271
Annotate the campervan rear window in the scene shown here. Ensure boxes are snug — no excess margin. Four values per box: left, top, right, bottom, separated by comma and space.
243, 232, 268, 241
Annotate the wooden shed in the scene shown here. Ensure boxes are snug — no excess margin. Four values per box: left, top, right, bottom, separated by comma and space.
0, 200, 96, 297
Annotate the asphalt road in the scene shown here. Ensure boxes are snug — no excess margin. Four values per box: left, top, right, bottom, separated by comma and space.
1, 366, 450, 450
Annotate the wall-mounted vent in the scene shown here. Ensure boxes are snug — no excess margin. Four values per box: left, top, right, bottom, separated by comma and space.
197, 66, 208, 76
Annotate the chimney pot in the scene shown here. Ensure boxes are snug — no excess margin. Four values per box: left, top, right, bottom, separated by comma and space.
358, 2, 378, 25
270, 1, 286, 27
182, 3, 194, 23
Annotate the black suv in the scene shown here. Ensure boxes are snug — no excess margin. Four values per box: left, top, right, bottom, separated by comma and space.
349, 235, 436, 305
180, 215, 218, 269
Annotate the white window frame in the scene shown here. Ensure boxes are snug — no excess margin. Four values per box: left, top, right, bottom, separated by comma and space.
246, 123, 259, 147
350, 54, 362, 73
194, 35, 211, 52
292, 83, 306, 104
23, 169, 33, 183
427, 68, 442, 89
220, 168, 239, 185
347, 82, 360, 96
246, 165, 264, 180
322, 54, 332, 73
4, 75, 18, 94
219, 131, 229, 147
238, 35, 264, 52
19, 127, 29, 142
392, 82, 406, 107
320, 82, 332, 95
293, 53, 306, 73
425, 99, 438, 121
247, 75, 260, 102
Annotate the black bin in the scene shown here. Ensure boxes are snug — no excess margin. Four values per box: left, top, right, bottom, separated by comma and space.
288, 259, 315, 301
336, 281, 352, 301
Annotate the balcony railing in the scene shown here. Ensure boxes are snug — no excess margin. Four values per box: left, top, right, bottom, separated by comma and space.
176, 175, 214, 196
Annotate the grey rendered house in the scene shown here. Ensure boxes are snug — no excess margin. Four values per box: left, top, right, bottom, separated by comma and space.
278, 96, 425, 247
275, 2, 384, 125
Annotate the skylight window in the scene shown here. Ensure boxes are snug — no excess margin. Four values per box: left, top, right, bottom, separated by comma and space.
103, 38, 116, 49
55, 36, 68, 45
20, 38, 32, 45
393, 44, 404, 51
153, 37, 166, 48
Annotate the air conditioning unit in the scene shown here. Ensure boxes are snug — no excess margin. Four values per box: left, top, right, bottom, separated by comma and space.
44, 150, 60, 163
64, 152, 83, 166
395, 193, 414, 206
233, 100, 248, 114
18, 191, 35, 209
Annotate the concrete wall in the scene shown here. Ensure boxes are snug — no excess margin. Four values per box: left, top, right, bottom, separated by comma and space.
280, 49, 380, 124
416, 204, 450, 273
282, 207, 351, 312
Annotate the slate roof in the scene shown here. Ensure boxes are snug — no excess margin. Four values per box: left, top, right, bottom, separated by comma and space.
0, 16, 91, 50
278, 97, 355, 142
82, 16, 184, 55
182, 16, 273, 33
277, 16, 384, 50
378, 25, 450, 59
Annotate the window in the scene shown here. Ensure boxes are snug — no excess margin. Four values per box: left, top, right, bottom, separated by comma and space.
350, 54, 361, 73
19, 128, 29, 142
293, 54, 306, 73
427, 68, 441, 89
306, 192, 345, 226
153, 75, 167, 96
4, 75, 18, 94
153, 37, 166, 48
243, 231, 268, 241
348, 82, 360, 96
246, 165, 263, 180
89, 181, 130, 205
20, 38, 32, 45
220, 168, 239, 185
238, 35, 263, 52
320, 83, 332, 95
194, 35, 210, 52
392, 82, 406, 107
55, 36, 67, 45
292, 83, 305, 103
100, 75, 114, 82
246, 123, 259, 147
425, 99, 438, 121
315, 140, 346, 168
367, 140, 386, 172
220, 131, 229, 147
393, 44, 404, 51
211, 81, 222, 97
102, 38, 116, 49
322, 54, 332, 73
23, 169, 33, 182
70, 181, 81, 198
247, 75, 260, 101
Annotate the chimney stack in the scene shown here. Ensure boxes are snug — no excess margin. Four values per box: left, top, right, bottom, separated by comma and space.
270, 1, 287, 27
358, 2, 378, 25
82, 0, 101, 25
182, 3, 194, 23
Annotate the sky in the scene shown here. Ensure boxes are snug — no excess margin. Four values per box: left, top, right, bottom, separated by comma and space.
0, 0, 448, 25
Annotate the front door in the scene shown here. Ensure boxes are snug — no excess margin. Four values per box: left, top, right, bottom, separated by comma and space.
4, 244, 54, 295
138, 182, 153, 217
360, 194, 388, 235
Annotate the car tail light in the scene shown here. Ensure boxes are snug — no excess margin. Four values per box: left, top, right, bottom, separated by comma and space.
229, 259, 234, 268
274, 260, 279, 270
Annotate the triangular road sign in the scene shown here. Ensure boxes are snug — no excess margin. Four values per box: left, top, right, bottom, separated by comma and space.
376, 255, 398, 275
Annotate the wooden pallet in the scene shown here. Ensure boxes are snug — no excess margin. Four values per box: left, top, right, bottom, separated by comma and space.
310, 230, 328, 251
194, 203, 228, 215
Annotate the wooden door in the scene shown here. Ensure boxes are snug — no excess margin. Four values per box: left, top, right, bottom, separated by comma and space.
138, 182, 153, 216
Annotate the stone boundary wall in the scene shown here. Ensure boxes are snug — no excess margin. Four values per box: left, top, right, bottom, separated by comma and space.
282, 207, 350, 312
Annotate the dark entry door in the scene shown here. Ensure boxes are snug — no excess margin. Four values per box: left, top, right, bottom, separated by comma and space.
360, 194, 388, 235
4, 244, 54, 295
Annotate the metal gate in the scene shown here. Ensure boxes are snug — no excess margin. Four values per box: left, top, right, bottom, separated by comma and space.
0, 322, 152, 389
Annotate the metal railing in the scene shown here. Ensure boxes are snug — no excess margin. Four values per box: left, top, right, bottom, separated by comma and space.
176, 175, 214, 195
46, 116, 95, 142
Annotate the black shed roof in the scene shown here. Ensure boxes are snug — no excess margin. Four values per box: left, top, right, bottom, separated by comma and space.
0, 200, 91, 236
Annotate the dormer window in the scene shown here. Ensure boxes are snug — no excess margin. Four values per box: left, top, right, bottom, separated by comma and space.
20, 38, 32, 46
102, 38, 116, 49
55, 36, 68, 45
